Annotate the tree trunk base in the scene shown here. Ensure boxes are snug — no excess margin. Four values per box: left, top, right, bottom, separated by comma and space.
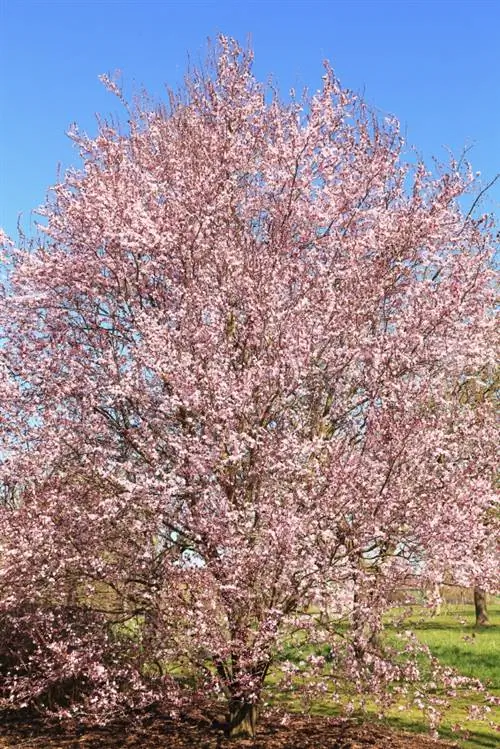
474, 588, 489, 627
227, 700, 258, 739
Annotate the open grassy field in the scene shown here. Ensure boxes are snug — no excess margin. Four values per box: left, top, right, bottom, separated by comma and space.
266, 601, 499, 749
354, 601, 499, 749
386, 601, 499, 749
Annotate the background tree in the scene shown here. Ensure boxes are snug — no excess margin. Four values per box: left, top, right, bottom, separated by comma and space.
456, 366, 499, 627
0, 39, 498, 738
474, 588, 489, 627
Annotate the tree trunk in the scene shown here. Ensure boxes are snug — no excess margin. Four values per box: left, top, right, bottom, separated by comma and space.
474, 587, 489, 627
431, 582, 442, 615
227, 699, 258, 739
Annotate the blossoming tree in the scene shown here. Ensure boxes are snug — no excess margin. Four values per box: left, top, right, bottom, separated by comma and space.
0, 38, 498, 738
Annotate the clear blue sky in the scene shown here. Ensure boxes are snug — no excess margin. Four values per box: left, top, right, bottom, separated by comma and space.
1, 0, 499, 241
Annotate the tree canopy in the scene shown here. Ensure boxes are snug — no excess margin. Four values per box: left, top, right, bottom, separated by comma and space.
0, 38, 498, 738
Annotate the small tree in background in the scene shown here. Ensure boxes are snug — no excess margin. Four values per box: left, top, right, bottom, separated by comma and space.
0, 38, 498, 738
457, 366, 499, 628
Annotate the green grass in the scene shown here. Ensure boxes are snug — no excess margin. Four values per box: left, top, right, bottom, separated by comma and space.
410, 605, 499, 690
390, 601, 500, 748
265, 602, 500, 749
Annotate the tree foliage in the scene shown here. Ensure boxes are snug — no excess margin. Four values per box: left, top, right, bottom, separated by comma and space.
0, 38, 498, 737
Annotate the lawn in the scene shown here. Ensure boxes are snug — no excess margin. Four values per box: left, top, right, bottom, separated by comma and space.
266, 601, 499, 749
387, 601, 499, 748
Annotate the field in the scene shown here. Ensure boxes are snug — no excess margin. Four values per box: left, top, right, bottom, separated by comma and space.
371, 602, 499, 749
1, 603, 498, 748
263, 601, 500, 749
388, 602, 499, 748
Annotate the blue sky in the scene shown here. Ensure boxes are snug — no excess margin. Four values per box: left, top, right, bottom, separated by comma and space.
1, 0, 499, 241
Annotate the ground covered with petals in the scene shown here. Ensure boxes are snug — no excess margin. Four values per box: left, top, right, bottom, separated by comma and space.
0, 713, 459, 749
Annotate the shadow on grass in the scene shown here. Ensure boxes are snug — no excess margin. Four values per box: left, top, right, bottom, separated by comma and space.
405, 622, 499, 633
384, 713, 498, 749
427, 646, 499, 673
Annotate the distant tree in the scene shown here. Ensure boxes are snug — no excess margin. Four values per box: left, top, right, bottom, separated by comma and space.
456, 367, 499, 627
474, 588, 489, 626
0, 39, 498, 738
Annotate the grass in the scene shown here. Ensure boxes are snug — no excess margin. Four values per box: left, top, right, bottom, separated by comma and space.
409, 605, 499, 690
389, 601, 500, 748
265, 602, 500, 749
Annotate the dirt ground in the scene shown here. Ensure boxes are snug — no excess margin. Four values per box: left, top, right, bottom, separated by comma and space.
0, 713, 459, 749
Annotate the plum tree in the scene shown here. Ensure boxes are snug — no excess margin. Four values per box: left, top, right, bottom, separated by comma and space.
0, 38, 498, 738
